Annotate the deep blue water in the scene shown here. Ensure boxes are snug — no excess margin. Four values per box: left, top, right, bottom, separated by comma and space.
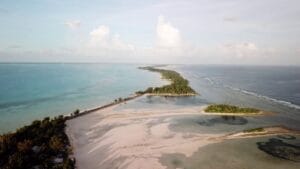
0, 63, 299, 133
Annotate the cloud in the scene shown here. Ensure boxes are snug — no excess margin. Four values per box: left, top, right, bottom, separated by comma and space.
221, 42, 259, 59
89, 25, 110, 47
65, 20, 81, 29
129, 15, 204, 63
6, 15, 292, 65
75, 16, 192, 63
156, 15, 182, 48
78, 25, 134, 58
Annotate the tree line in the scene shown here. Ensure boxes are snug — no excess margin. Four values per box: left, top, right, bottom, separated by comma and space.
137, 66, 197, 95
0, 115, 75, 169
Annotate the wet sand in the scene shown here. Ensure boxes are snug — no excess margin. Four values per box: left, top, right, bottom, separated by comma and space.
66, 98, 300, 169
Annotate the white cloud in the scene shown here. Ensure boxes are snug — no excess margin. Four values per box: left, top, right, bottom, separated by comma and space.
5, 15, 283, 65
65, 20, 81, 29
129, 15, 194, 63
221, 42, 260, 59
78, 25, 134, 58
88, 25, 110, 48
156, 15, 182, 48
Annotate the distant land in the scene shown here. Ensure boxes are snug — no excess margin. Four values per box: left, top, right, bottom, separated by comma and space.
137, 66, 197, 96
0, 65, 300, 169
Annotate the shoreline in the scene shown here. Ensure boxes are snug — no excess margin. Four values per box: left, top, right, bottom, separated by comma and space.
224, 126, 300, 140
200, 111, 270, 116
65, 66, 200, 120
65, 93, 144, 119
2, 65, 300, 169
66, 105, 300, 169
138, 66, 198, 95
146, 93, 198, 97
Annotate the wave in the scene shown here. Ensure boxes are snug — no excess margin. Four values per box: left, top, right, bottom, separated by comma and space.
224, 85, 300, 110
204, 77, 214, 85
199, 76, 300, 110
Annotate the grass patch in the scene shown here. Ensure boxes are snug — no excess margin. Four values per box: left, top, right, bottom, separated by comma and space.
205, 104, 260, 114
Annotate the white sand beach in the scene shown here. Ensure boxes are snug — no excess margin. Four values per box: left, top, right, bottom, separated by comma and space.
66, 104, 220, 169
66, 100, 300, 169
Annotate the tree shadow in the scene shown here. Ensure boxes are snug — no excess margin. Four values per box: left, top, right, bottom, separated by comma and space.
257, 137, 300, 162
196, 116, 248, 126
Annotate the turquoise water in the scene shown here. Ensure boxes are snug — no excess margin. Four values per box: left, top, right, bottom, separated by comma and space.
0, 63, 166, 133
116, 64, 300, 131
1, 64, 300, 133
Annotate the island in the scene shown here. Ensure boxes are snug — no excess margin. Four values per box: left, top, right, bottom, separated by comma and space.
1, 66, 299, 169
204, 104, 263, 115
136, 66, 197, 96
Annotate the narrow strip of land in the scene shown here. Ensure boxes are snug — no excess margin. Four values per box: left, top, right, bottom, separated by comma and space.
137, 66, 197, 96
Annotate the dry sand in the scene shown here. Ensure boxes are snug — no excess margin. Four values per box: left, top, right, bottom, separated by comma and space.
66, 104, 223, 169
66, 103, 299, 169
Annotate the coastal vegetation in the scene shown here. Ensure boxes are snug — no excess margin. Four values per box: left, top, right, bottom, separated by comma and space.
137, 66, 197, 95
71, 109, 80, 117
0, 116, 75, 169
244, 127, 265, 133
204, 104, 260, 114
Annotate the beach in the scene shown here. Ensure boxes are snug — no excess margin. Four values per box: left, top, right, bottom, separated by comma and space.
66, 96, 300, 169
1, 64, 300, 169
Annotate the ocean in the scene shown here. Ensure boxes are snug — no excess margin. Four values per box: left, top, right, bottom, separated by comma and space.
172, 65, 300, 130
0, 63, 300, 133
0, 63, 166, 133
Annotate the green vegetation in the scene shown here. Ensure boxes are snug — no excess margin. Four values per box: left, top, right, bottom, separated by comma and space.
244, 127, 265, 133
204, 104, 260, 114
0, 116, 75, 169
137, 66, 197, 95
72, 109, 80, 116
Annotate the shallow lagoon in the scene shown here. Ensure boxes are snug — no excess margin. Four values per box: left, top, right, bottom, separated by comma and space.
160, 135, 300, 169
109, 95, 300, 168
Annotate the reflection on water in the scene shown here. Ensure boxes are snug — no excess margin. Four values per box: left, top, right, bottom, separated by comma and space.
143, 95, 207, 106
257, 135, 300, 162
114, 95, 207, 110
160, 135, 300, 169
196, 116, 248, 126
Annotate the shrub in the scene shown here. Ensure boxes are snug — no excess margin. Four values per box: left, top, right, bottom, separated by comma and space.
49, 136, 64, 152
73, 109, 80, 116
17, 140, 32, 153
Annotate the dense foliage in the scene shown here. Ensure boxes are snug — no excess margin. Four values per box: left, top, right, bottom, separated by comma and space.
0, 116, 75, 169
205, 104, 259, 113
138, 66, 197, 95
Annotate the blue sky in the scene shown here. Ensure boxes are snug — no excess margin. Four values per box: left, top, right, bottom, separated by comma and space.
0, 0, 300, 65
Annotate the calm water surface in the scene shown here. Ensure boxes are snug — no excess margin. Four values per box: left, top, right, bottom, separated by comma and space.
0, 64, 300, 133
0, 63, 165, 133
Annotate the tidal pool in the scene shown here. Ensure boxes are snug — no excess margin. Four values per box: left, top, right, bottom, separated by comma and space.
160, 135, 300, 169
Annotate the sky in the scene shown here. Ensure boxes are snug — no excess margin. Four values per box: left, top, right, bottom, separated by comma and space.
0, 0, 300, 65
